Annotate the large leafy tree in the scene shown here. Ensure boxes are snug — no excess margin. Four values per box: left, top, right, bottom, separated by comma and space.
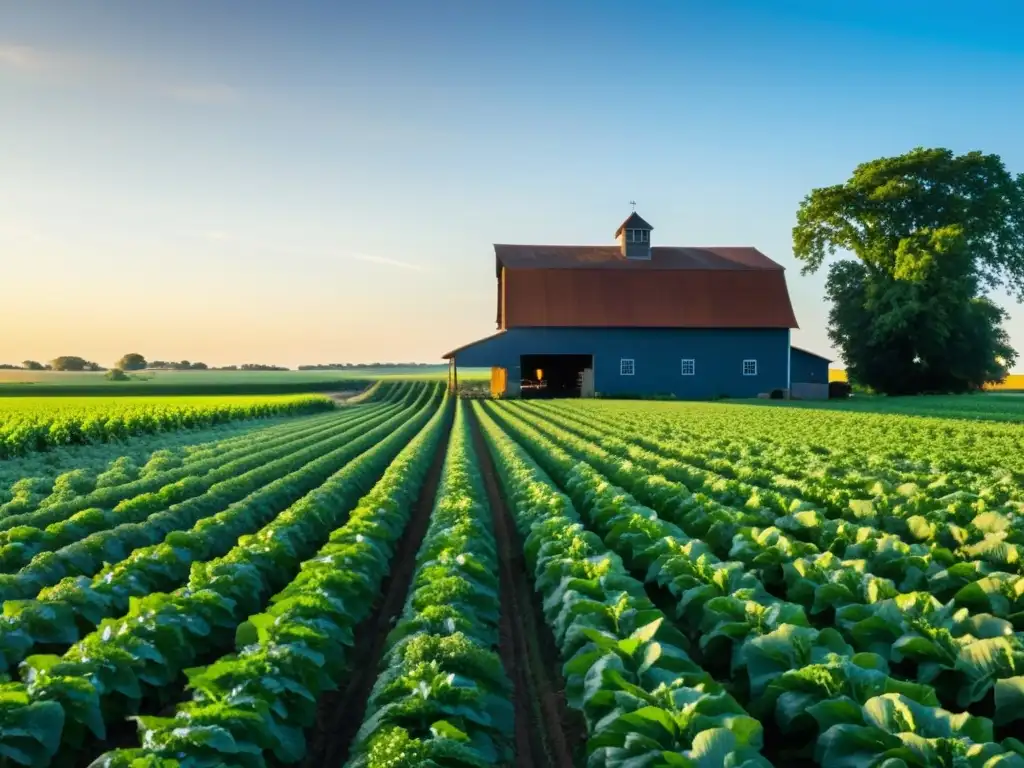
116, 353, 148, 371
793, 148, 1024, 394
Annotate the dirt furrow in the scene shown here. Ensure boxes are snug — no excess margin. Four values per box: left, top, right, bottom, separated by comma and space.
299, 422, 452, 767
468, 407, 583, 768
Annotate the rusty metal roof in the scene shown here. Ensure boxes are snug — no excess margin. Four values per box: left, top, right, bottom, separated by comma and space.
494, 245, 784, 275
501, 268, 798, 329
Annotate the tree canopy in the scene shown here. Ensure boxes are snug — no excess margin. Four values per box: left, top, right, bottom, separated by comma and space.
116, 353, 148, 371
49, 356, 104, 372
793, 147, 1024, 394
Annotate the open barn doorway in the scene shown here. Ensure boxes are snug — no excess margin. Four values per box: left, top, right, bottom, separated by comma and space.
520, 354, 593, 398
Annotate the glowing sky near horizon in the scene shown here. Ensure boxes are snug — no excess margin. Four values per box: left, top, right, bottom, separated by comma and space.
2, 0, 1023, 368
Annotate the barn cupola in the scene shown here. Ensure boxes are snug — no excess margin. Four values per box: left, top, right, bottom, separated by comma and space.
614, 210, 654, 260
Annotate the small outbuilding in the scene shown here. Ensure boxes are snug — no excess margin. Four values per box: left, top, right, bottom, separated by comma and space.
789, 346, 831, 400
445, 211, 830, 399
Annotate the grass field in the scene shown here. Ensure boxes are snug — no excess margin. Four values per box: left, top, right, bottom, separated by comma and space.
0, 393, 333, 457
743, 391, 1024, 422
0, 365, 490, 396
829, 367, 1024, 391
2, 387, 1024, 766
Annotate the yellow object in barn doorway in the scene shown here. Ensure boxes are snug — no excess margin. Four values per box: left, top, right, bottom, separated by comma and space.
490, 367, 507, 397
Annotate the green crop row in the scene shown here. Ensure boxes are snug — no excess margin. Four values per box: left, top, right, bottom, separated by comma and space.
528, 400, 1024, 531
562, 399, 1024, 474
0, 401, 400, 608
473, 401, 774, 767
482, 401, 1024, 767
347, 399, 514, 766
515, 401, 1024, 608
0, 384, 444, 766
0, 394, 337, 459
0, 416, 306, 519
0, 405, 373, 530
89, 389, 451, 767
0, 404, 393, 570
0, 385, 433, 675
495, 401, 1024, 719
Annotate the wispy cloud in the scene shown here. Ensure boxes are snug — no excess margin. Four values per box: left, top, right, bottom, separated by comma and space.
0, 44, 49, 71
1, 41, 241, 106
195, 232, 428, 273
169, 84, 241, 106
345, 251, 428, 272
0, 43, 84, 77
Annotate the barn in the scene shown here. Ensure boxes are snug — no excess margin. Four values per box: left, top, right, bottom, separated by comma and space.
444, 211, 830, 399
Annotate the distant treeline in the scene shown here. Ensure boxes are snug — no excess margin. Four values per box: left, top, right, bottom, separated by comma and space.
215, 364, 290, 371
9, 357, 108, 372
0, 380, 374, 397
297, 363, 440, 370
148, 362, 289, 371
2, 356, 290, 373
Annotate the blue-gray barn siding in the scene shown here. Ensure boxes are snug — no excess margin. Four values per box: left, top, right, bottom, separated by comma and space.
453, 327, 789, 399
790, 348, 830, 384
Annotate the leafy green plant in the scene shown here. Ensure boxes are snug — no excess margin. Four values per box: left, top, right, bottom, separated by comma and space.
1, 385, 444, 764
473, 402, 771, 765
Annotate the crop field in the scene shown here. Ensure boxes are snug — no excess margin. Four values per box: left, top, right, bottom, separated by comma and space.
0, 394, 334, 458
829, 368, 1024, 393
751, 392, 1024, 423
2, 389, 1024, 767
0, 367, 490, 397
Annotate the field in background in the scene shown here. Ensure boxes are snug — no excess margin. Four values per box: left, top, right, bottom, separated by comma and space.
829, 367, 1024, 391
0, 365, 489, 396
0, 393, 333, 457
741, 391, 1024, 422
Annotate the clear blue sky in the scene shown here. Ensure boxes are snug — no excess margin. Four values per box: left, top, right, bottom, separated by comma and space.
2, 0, 1023, 368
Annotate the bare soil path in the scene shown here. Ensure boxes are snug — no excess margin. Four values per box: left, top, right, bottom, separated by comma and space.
468, 407, 584, 768
299, 421, 451, 767
322, 390, 362, 404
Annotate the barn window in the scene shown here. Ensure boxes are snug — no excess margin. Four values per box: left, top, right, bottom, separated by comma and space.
620, 358, 635, 376
681, 359, 695, 376
743, 359, 758, 376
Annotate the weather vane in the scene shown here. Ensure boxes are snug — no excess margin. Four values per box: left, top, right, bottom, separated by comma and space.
629, 200, 637, 212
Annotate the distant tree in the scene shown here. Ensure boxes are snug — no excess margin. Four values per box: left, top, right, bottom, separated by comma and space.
190, 362, 208, 370
50, 356, 90, 372
22, 360, 44, 370
116, 353, 148, 371
83, 361, 106, 372
0, 363, 20, 369
298, 362, 435, 370
105, 368, 130, 381
793, 147, 1024, 394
